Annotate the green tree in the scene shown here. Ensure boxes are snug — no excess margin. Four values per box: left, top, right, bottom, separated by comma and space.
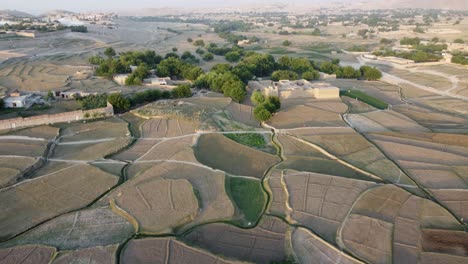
104, 47, 116, 58
251, 91, 265, 105
282, 40, 292, 46
267, 96, 281, 111
187, 38, 193, 43
202, 53, 214, 61
46, 90, 55, 101
108, 93, 130, 112
302, 70, 320, 81
225, 51, 241, 62
232, 64, 254, 83
290, 58, 313, 74
223, 80, 246, 102
193, 39, 205, 47
172, 84, 192, 98
361, 66, 382, 80
89, 55, 104, 65
454, 38, 464, 44
271, 70, 298, 81
182, 66, 204, 81
254, 105, 272, 122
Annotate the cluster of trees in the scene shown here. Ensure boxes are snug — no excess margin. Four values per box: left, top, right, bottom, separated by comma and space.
273, 56, 320, 81
373, 49, 442, 63
90, 47, 204, 83
70, 26, 88, 33
359, 66, 383, 81
78, 87, 188, 113
251, 91, 281, 122
194, 67, 247, 102
400, 37, 421, 46
451, 54, 468, 65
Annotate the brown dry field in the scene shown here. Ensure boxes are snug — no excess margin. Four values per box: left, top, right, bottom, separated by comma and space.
226, 102, 259, 127
283, 170, 376, 243
341, 96, 377, 114
184, 216, 289, 263
277, 134, 326, 158
121, 237, 241, 264
59, 118, 129, 142
195, 133, 280, 178
386, 68, 453, 91
0, 139, 48, 157
0, 164, 118, 241
113, 139, 161, 161
341, 184, 463, 264
111, 177, 199, 234
136, 136, 199, 164
348, 110, 430, 133
140, 117, 197, 138
6, 125, 59, 140
118, 161, 235, 231
0, 245, 56, 264
292, 227, 362, 264
342, 214, 393, 264
52, 245, 118, 264
329, 79, 403, 106
2, 207, 134, 250
268, 99, 348, 129
415, 96, 468, 116
0, 56, 119, 93
289, 128, 414, 186
52, 137, 132, 160
392, 104, 468, 132
400, 83, 439, 99
421, 229, 468, 257
0, 156, 38, 188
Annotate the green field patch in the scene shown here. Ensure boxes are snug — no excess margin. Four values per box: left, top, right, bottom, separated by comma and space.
267, 47, 297, 55
225, 176, 267, 227
341, 90, 389, 110
224, 133, 266, 148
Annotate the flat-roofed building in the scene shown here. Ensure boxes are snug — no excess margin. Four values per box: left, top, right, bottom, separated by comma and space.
249, 79, 339, 100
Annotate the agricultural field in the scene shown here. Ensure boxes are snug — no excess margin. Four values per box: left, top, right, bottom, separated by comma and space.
268, 98, 348, 129
1, 8, 468, 263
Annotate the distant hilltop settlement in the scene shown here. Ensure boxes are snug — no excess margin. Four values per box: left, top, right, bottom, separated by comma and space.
249, 79, 340, 100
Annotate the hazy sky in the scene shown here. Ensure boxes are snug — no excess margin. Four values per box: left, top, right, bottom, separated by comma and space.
1, 0, 320, 14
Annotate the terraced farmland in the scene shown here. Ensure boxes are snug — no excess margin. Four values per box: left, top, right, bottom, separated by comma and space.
0, 92, 467, 264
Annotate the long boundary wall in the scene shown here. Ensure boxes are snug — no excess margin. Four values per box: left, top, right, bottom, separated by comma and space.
0, 102, 114, 131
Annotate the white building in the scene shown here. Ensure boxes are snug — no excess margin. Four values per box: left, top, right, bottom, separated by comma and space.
144, 77, 171, 86
113, 74, 130, 85
250, 79, 340, 100
3, 94, 32, 108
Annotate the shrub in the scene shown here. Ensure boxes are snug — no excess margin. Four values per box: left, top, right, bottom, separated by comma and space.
302, 70, 320, 81
271, 70, 298, 81
104, 47, 116, 58
360, 66, 382, 81
193, 39, 205, 47
282, 40, 292, 46
454, 38, 464, 44
225, 51, 241, 62
107, 93, 130, 112
254, 106, 272, 122
202, 53, 214, 61
251, 91, 265, 105
172, 84, 192, 98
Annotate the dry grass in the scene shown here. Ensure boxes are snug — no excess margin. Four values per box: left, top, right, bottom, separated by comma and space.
0, 139, 48, 157
0, 156, 38, 188
53, 138, 132, 160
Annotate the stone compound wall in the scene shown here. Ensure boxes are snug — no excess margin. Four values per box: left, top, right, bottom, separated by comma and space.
0, 102, 114, 131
